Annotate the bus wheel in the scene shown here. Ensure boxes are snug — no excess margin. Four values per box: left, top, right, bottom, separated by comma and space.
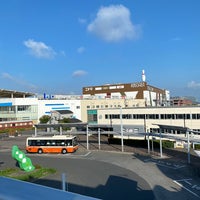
62, 149, 67, 154
38, 149, 43, 154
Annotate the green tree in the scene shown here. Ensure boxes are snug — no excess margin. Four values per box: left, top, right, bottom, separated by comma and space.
60, 117, 70, 123
39, 115, 51, 124
59, 117, 71, 131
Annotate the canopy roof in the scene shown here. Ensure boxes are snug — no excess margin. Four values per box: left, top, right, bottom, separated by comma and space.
153, 124, 188, 132
0, 89, 35, 98
34, 122, 88, 129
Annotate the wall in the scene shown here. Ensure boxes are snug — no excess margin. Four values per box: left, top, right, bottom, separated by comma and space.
96, 106, 200, 132
37, 99, 81, 121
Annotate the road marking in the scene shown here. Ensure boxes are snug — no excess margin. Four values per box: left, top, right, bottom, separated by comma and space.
60, 151, 92, 157
175, 178, 192, 182
173, 179, 200, 198
144, 158, 185, 169
26, 151, 91, 158
0, 149, 10, 152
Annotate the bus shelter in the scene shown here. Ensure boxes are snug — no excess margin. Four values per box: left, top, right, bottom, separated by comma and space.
151, 124, 200, 164
34, 123, 88, 136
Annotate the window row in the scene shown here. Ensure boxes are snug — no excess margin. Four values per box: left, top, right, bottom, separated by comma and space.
87, 105, 122, 109
28, 139, 73, 147
0, 105, 37, 113
105, 113, 200, 120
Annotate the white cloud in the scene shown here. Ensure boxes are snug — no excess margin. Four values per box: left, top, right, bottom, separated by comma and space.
24, 39, 56, 59
78, 18, 87, 24
170, 37, 182, 41
77, 46, 85, 53
1, 72, 37, 91
87, 4, 141, 42
1, 72, 14, 80
60, 50, 66, 56
72, 70, 87, 77
187, 81, 200, 89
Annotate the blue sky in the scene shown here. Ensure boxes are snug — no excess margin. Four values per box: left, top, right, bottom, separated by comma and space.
0, 0, 200, 100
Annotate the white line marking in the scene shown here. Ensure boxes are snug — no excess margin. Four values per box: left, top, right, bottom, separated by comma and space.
174, 165, 186, 169
175, 179, 192, 182
83, 151, 91, 157
185, 180, 192, 185
144, 159, 185, 169
173, 180, 200, 198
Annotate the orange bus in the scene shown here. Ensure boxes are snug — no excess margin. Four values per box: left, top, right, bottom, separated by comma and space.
26, 135, 78, 154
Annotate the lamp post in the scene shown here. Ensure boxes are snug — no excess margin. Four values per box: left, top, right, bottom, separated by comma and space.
86, 125, 89, 150
187, 129, 190, 164
110, 115, 112, 128
98, 128, 101, 150
144, 114, 146, 133
159, 129, 163, 158
120, 106, 124, 152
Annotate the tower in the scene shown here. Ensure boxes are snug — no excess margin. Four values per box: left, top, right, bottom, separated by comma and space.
142, 69, 146, 82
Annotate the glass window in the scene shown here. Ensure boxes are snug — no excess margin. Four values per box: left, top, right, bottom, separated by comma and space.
185, 114, 190, 119
192, 114, 197, 119
73, 137, 78, 146
66, 140, 72, 146
133, 115, 137, 119
138, 114, 144, 119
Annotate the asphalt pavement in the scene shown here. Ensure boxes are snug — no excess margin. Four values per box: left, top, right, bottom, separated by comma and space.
0, 134, 200, 200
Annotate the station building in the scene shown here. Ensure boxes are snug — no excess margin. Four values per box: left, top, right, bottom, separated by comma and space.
0, 80, 200, 136
87, 106, 200, 135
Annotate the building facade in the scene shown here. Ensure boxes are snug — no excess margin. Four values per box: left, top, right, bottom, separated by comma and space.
83, 82, 170, 107
38, 99, 81, 121
86, 106, 200, 134
0, 98, 38, 123
1, 85, 200, 136
81, 98, 146, 123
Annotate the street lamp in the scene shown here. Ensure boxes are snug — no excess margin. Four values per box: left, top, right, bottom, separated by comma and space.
120, 106, 124, 152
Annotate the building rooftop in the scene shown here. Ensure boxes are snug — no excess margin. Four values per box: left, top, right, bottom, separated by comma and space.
0, 89, 35, 98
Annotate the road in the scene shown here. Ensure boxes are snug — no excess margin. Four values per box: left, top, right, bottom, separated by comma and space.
0, 134, 200, 200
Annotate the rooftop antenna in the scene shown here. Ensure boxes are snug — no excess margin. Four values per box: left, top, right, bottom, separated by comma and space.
142, 69, 146, 82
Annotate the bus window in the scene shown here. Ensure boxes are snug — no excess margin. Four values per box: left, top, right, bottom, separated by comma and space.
73, 138, 78, 146
66, 140, 72, 146
56, 140, 65, 146
50, 140, 56, 146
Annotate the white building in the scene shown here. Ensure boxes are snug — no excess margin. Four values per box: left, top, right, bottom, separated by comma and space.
92, 106, 200, 134
37, 99, 81, 121
0, 90, 81, 124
